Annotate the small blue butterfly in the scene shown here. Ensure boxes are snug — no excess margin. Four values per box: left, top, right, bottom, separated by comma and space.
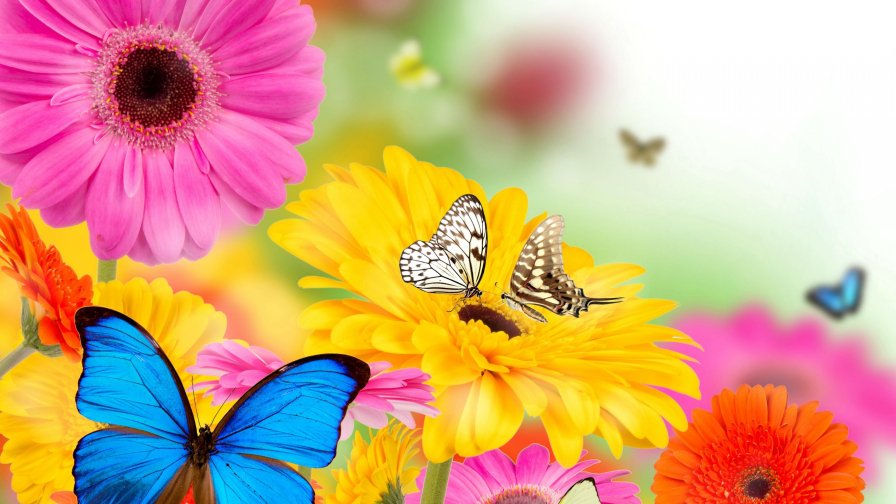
806, 267, 865, 320
72, 307, 370, 504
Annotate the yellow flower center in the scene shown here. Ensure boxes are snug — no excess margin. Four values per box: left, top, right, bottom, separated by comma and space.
483, 485, 554, 504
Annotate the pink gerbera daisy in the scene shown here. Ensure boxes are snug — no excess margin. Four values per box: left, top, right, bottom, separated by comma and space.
189, 341, 438, 438
669, 303, 896, 479
406, 444, 640, 504
0, 0, 324, 264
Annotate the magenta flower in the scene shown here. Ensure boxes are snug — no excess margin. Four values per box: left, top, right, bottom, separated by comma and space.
189, 343, 438, 435
188, 340, 283, 405
670, 303, 896, 479
340, 360, 438, 440
406, 443, 640, 504
0, 0, 324, 264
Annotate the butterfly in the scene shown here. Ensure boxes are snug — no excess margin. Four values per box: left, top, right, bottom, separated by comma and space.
502, 215, 622, 323
400, 194, 487, 298
390, 39, 441, 89
619, 128, 665, 166
72, 307, 370, 504
806, 267, 865, 320
559, 477, 602, 504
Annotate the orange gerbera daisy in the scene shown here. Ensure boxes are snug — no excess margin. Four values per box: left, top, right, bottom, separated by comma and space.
653, 384, 865, 503
0, 204, 92, 358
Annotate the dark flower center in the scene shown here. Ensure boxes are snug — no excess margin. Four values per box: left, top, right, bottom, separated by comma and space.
458, 305, 522, 337
114, 48, 197, 128
738, 467, 778, 501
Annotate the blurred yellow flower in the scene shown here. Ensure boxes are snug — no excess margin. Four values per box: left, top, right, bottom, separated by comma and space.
328, 422, 422, 504
270, 146, 700, 466
0, 278, 225, 503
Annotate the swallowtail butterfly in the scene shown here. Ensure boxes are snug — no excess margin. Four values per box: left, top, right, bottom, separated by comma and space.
399, 194, 487, 298
501, 215, 622, 323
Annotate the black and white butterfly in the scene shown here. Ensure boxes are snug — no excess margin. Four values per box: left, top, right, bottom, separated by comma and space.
619, 128, 665, 167
501, 215, 622, 323
399, 194, 487, 298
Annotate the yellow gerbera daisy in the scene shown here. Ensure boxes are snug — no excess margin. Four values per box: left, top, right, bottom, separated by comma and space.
328, 421, 422, 504
0, 278, 224, 503
270, 146, 700, 466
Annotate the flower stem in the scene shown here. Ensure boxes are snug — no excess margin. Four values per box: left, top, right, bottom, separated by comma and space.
97, 259, 117, 283
0, 343, 35, 379
421, 459, 452, 504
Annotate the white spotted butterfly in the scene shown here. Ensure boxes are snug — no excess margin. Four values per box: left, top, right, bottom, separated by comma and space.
399, 194, 487, 298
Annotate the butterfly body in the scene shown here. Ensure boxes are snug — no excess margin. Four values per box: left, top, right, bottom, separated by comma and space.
619, 128, 665, 166
559, 477, 602, 503
400, 194, 487, 298
73, 307, 370, 504
806, 267, 865, 319
503, 215, 622, 322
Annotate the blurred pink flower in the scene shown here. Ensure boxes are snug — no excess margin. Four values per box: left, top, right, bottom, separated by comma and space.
340, 361, 438, 440
671, 303, 896, 479
0, 0, 324, 264
406, 443, 640, 504
188, 340, 283, 405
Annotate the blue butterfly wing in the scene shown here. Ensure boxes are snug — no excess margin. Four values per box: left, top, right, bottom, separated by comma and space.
213, 354, 370, 468
807, 267, 865, 319
808, 286, 846, 316
209, 452, 312, 504
841, 267, 865, 311
74, 428, 188, 504
75, 307, 195, 442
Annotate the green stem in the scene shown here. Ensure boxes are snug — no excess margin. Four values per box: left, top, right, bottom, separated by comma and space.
97, 259, 117, 283
420, 459, 452, 504
0, 343, 35, 379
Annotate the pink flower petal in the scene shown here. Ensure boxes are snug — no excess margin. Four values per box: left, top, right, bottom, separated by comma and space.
212, 5, 314, 76
0, 98, 87, 154
19, 0, 98, 48
0, 69, 80, 102
142, 149, 185, 263
466, 449, 517, 491
0, 33, 91, 74
196, 110, 296, 209
221, 72, 323, 121
40, 186, 85, 226
192, 0, 276, 51
173, 143, 220, 250
44, 0, 111, 38
208, 171, 264, 225
14, 126, 108, 208
86, 141, 144, 259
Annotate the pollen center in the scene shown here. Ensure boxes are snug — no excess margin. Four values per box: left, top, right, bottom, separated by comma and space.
114, 48, 197, 128
745, 477, 771, 498
484, 486, 553, 504
92, 24, 219, 149
737, 466, 779, 501
458, 304, 522, 337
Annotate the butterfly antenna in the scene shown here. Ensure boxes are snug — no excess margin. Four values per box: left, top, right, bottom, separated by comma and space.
190, 376, 200, 426
209, 388, 236, 428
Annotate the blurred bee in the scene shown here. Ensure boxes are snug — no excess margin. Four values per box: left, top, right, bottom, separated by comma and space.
619, 129, 665, 166
390, 39, 440, 89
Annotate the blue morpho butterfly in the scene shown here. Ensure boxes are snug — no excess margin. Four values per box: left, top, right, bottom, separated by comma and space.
72, 307, 370, 504
806, 267, 865, 320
